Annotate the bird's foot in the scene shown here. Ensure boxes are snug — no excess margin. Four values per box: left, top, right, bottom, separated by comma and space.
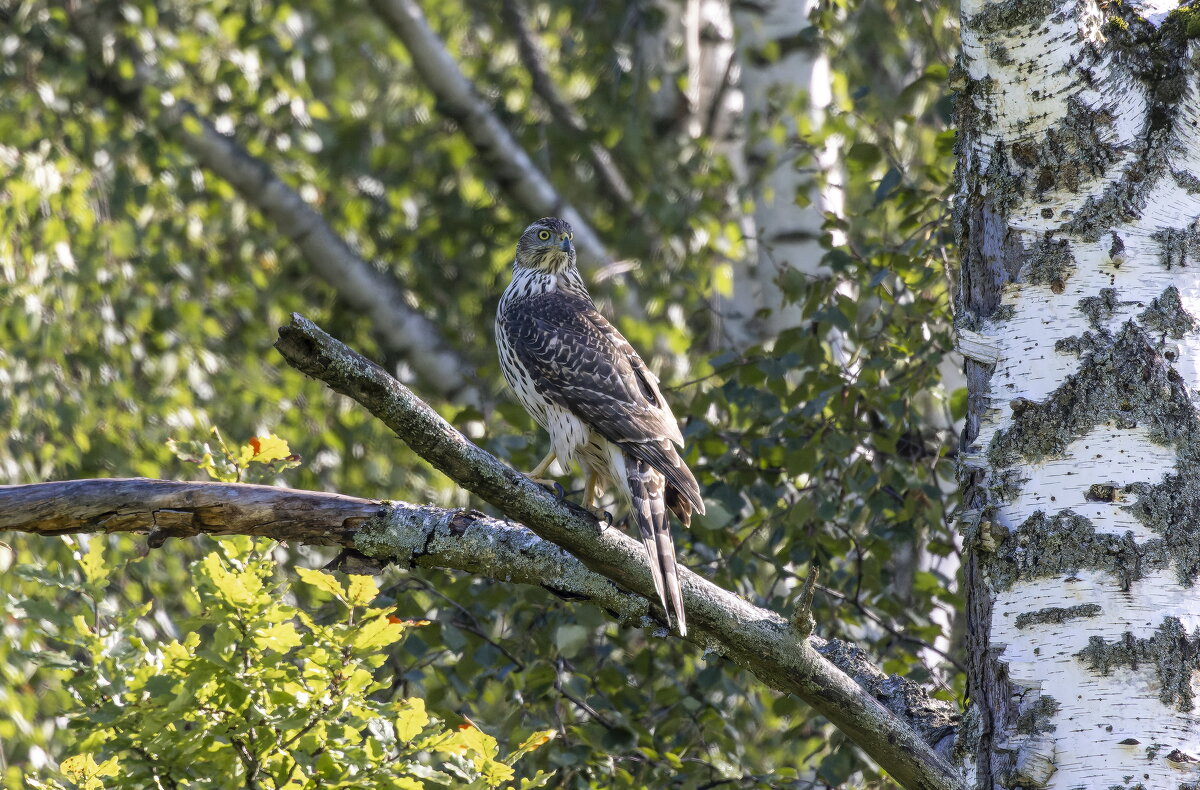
530, 478, 566, 500
585, 505, 615, 529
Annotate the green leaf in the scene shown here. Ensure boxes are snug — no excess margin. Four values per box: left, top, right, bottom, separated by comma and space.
553, 624, 589, 657
874, 167, 903, 205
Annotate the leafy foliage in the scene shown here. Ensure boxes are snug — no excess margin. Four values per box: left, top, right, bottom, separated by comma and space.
1, 0, 961, 786
168, 428, 302, 483
16, 537, 554, 789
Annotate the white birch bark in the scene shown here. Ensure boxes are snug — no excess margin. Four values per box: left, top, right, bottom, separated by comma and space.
729, 0, 843, 345
957, 0, 1200, 786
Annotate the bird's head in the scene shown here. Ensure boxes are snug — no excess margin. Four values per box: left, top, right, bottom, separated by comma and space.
514, 217, 575, 273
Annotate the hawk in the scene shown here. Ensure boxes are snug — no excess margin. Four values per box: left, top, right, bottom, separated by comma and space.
496, 217, 705, 635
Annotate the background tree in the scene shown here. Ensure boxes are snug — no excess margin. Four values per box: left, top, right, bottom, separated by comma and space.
1, 0, 959, 786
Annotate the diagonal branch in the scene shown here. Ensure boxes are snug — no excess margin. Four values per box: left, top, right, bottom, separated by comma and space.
0, 475, 956, 760
273, 313, 963, 790
366, 0, 611, 267
498, 0, 637, 217
60, 4, 478, 404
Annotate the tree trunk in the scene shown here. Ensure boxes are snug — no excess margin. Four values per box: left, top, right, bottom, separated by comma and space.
728, 0, 843, 345
957, 1, 1200, 786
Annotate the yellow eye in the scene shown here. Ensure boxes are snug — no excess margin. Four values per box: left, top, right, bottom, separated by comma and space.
537, 230, 551, 240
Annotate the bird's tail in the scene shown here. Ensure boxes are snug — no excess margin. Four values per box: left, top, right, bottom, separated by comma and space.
626, 457, 686, 636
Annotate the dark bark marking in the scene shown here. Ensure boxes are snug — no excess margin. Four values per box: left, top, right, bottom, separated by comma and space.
1078, 617, 1200, 711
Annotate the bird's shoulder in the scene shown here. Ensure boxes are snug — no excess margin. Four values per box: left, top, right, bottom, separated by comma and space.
500, 289, 595, 322
501, 291, 634, 371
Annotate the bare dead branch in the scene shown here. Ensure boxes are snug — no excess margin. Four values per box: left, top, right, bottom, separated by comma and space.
0, 479, 371, 544
272, 313, 963, 790
0, 478, 649, 623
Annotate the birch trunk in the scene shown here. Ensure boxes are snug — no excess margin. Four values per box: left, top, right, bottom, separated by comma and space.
957, 0, 1200, 786
729, 0, 843, 345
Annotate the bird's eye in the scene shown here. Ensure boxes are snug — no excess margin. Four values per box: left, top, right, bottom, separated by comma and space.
537, 230, 551, 240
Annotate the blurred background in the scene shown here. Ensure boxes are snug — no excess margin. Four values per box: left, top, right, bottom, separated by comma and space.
1, 0, 961, 786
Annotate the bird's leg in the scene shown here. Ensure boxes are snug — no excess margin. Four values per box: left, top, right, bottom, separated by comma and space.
581, 471, 614, 528
581, 470, 597, 510
526, 449, 557, 485
525, 449, 565, 498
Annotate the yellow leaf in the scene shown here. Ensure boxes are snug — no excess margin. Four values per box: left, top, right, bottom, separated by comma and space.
200, 553, 261, 608
242, 433, 292, 464
351, 615, 405, 651
295, 567, 346, 600
346, 575, 378, 606
395, 697, 429, 742
78, 540, 108, 586
72, 614, 91, 636
307, 100, 330, 120
387, 779, 424, 790
519, 770, 555, 789
443, 721, 515, 787
509, 729, 556, 762
444, 720, 498, 760
482, 759, 515, 787
61, 754, 95, 778
60, 754, 120, 790
94, 757, 120, 778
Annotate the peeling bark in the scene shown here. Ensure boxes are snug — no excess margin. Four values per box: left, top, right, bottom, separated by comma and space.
957, 0, 1200, 785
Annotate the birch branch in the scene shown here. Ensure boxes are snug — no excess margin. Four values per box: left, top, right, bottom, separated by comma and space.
0, 476, 956, 759
498, 0, 637, 215
63, 5, 479, 404
366, 0, 611, 267
273, 313, 963, 790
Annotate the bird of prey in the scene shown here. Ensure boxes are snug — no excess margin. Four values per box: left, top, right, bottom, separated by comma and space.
496, 217, 705, 635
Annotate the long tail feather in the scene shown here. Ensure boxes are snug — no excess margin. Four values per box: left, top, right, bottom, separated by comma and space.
654, 512, 686, 636
626, 456, 687, 635
637, 519, 669, 617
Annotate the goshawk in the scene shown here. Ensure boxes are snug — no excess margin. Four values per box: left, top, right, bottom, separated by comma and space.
496, 217, 704, 635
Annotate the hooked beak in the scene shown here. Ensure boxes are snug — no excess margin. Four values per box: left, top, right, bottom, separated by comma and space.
560, 238, 571, 252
